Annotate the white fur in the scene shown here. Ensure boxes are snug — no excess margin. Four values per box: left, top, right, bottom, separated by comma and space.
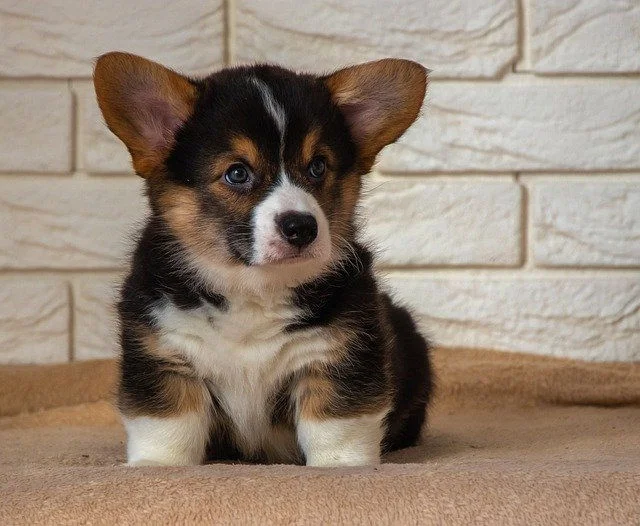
125, 77, 368, 466
251, 77, 287, 141
180, 245, 337, 296
248, 78, 333, 271
297, 410, 390, 467
251, 175, 332, 267
124, 411, 211, 466
151, 292, 336, 461
161, 78, 343, 295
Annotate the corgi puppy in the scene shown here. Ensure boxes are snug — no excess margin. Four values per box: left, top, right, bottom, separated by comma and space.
94, 52, 432, 467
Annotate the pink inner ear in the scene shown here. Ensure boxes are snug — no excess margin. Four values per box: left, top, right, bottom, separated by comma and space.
131, 93, 185, 152
339, 99, 384, 142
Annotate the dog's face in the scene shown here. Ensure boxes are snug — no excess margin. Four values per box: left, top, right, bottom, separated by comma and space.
94, 53, 427, 290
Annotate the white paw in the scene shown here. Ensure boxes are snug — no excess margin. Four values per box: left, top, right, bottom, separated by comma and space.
306, 453, 380, 467
298, 411, 387, 468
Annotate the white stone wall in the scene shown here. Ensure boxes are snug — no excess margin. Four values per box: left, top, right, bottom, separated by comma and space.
0, 0, 638, 363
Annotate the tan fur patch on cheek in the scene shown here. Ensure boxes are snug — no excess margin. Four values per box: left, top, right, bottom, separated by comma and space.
156, 183, 232, 263
338, 173, 362, 220
319, 172, 362, 245
208, 182, 258, 217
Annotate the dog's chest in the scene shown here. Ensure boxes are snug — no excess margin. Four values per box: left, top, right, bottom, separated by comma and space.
153, 293, 331, 455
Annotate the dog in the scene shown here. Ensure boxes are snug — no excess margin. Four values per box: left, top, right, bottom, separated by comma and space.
93, 52, 432, 467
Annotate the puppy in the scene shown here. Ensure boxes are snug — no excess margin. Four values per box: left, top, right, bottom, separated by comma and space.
94, 52, 432, 467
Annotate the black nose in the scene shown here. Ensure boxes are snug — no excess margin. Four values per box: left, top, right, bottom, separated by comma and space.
276, 212, 318, 248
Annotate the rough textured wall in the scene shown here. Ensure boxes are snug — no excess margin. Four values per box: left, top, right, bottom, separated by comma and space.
0, 0, 638, 363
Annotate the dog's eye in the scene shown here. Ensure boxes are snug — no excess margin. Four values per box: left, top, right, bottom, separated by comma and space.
224, 163, 251, 185
308, 157, 326, 180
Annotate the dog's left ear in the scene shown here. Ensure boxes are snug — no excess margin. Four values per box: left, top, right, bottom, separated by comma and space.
93, 52, 197, 177
323, 59, 427, 169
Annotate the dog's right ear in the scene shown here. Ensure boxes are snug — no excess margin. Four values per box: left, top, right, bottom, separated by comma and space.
323, 59, 427, 171
93, 52, 197, 177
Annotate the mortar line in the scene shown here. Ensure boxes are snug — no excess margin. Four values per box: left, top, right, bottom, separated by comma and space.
422, 72, 640, 83
224, 0, 236, 66
514, 173, 532, 269
514, 0, 531, 72
377, 169, 640, 177
66, 79, 78, 174
0, 269, 125, 277
378, 268, 640, 277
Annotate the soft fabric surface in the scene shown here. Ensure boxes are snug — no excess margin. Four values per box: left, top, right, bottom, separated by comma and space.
1, 348, 639, 525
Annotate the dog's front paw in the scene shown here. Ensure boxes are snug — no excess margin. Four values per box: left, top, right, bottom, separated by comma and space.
305, 451, 381, 467
299, 411, 386, 468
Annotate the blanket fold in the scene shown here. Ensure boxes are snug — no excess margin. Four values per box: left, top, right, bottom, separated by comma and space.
1, 348, 639, 525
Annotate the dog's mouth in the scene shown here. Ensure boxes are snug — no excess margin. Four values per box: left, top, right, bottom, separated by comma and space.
259, 249, 316, 266
251, 238, 328, 267
268, 254, 314, 265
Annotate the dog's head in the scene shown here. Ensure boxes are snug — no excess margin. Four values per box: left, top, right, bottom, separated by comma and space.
94, 53, 427, 290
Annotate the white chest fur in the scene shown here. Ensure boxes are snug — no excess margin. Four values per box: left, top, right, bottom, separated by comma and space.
152, 292, 333, 457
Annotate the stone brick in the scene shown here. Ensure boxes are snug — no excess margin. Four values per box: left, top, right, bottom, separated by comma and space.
531, 0, 640, 73
531, 180, 640, 267
0, 84, 71, 173
362, 179, 522, 265
0, 280, 69, 364
74, 278, 120, 360
389, 275, 640, 361
378, 81, 640, 172
236, 0, 517, 78
0, 0, 224, 77
0, 177, 148, 269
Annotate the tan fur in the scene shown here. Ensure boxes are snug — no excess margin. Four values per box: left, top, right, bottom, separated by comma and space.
301, 127, 321, 165
296, 370, 336, 420
154, 182, 233, 265
207, 135, 278, 216
296, 320, 393, 421
327, 171, 362, 245
324, 59, 427, 170
118, 326, 209, 418
230, 135, 264, 170
209, 174, 261, 216
297, 366, 391, 421
138, 332, 191, 375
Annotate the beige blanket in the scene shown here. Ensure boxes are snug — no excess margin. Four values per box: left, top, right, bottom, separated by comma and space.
1, 348, 639, 525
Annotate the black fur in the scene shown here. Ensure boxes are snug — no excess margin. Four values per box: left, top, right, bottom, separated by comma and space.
163, 65, 358, 265
112, 60, 432, 462
118, 221, 431, 457
288, 243, 432, 449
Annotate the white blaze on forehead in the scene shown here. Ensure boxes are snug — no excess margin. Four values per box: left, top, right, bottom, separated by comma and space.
245, 77, 332, 282
251, 77, 287, 143
259, 175, 319, 215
